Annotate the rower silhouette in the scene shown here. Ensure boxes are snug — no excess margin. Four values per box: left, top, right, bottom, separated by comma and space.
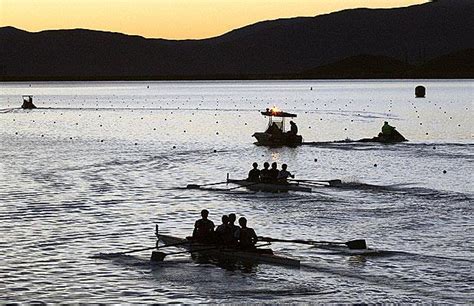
247, 162, 260, 182
268, 162, 279, 182
227, 213, 240, 245
234, 217, 258, 250
277, 163, 295, 183
192, 209, 215, 242
215, 215, 232, 244
260, 162, 271, 183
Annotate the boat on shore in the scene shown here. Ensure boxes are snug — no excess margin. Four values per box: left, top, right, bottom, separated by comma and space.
227, 178, 312, 193
156, 233, 301, 267
253, 107, 303, 147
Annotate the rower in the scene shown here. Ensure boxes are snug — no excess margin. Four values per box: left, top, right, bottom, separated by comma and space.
227, 213, 240, 245
260, 162, 271, 183
277, 163, 295, 183
215, 215, 232, 244
268, 162, 279, 182
247, 162, 260, 182
234, 217, 258, 250
192, 209, 215, 243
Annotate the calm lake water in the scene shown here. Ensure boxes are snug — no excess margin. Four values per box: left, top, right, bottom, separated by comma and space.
0, 80, 472, 303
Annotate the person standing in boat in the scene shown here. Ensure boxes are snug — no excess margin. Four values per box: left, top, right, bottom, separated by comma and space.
247, 162, 260, 182
269, 162, 280, 182
277, 163, 295, 183
192, 209, 215, 243
234, 217, 258, 250
260, 162, 271, 183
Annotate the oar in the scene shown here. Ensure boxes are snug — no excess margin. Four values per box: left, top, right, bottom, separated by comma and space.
290, 179, 342, 186
227, 182, 260, 191
186, 181, 228, 189
151, 246, 222, 261
258, 236, 367, 250
106, 241, 191, 257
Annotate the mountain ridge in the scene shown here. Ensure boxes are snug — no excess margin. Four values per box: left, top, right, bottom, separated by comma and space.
1, 1, 473, 80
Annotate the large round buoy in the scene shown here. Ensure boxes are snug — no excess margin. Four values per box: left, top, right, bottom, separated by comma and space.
415, 86, 426, 98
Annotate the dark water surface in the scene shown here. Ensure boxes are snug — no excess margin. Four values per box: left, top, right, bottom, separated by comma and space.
0, 80, 472, 303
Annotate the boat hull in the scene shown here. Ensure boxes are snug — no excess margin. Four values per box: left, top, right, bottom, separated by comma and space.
253, 132, 303, 147
227, 179, 312, 193
158, 234, 300, 267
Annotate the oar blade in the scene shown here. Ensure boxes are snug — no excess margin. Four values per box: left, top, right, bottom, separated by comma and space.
328, 179, 342, 186
345, 239, 367, 250
151, 251, 167, 262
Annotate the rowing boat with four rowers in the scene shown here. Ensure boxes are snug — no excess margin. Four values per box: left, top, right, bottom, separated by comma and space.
155, 233, 301, 267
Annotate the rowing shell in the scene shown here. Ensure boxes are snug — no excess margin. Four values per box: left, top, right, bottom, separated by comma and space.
158, 234, 300, 267
227, 179, 312, 193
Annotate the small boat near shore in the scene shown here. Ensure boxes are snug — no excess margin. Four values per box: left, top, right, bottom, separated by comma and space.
156, 233, 301, 267
227, 178, 312, 193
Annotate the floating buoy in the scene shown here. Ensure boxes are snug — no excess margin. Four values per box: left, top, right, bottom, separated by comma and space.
415, 86, 426, 98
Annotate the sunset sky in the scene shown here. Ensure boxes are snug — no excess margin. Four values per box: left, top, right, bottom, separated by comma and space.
1, 0, 428, 39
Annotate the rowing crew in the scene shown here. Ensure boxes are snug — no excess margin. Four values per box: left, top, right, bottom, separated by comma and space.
191, 209, 258, 250
247, 162, 295, 184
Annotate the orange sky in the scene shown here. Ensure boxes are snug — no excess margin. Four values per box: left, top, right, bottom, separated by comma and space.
1, 0, 428, 39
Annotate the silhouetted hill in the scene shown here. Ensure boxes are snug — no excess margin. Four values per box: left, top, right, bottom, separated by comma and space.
294, 49, 474, 79
1, 0, 473, 80
299, 55, 414, 79
412, 48, 474, 78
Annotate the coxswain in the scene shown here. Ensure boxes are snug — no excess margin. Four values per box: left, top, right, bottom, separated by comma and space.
260, 162, 271, 183
215, 215, 232, 244
234, 217, 258, 250
247, 162, 260, 182
192, 209, 215, 243
268, 162, 279, 182
289, 121, 298, 136
277, 163, 295, 183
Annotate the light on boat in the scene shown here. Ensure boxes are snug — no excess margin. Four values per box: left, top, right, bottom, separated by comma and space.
270, 106, 281, 114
